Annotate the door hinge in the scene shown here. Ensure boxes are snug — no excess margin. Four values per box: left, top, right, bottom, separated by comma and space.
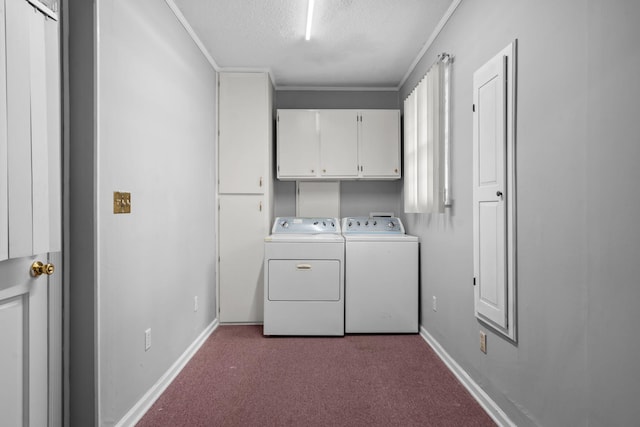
473, 277, 477, 286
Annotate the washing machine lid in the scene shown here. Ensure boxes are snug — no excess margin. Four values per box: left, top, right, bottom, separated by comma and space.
271, 217, 341, 234
343, 233, 418, 242
265, 233, 345, 243
341, 216, 405, 234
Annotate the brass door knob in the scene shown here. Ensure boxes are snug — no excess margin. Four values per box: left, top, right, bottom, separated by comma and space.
32, 261, 55, 277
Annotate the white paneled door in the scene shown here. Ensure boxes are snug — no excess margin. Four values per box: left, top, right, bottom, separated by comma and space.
472, 41, 517, 340
1, 0, 62, 425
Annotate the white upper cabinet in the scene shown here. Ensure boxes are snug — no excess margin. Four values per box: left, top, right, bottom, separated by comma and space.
358, 110, 400, 178
277, 109, 318, 178
319, 110, 359, 177
219, 72, 270, 194
277, 109, 400, 180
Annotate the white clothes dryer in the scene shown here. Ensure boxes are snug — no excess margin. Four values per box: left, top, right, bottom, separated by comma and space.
264, 217, 344, 336
342, 217, 418, 333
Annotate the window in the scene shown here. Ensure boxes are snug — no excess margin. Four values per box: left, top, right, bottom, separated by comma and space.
403, 55, 451, 214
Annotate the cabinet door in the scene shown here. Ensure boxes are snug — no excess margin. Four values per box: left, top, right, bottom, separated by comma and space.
319, 110, 358, 177
277, 109, 318, 178
219, 195, 268, 323
359, 110, 400, 178
219, 73, 268, 194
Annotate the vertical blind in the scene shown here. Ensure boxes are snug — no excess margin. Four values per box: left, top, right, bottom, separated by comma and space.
404, 55, 451, 214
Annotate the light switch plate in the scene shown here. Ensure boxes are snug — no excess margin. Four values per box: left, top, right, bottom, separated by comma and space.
113, 191, 131, 214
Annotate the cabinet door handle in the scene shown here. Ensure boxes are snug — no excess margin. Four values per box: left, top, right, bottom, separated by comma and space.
259, 176, 263, 187
259, 201, 263, 211
296, 264, 312, 270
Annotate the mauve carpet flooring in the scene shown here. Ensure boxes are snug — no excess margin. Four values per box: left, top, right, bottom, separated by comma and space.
137, 325, 495, 427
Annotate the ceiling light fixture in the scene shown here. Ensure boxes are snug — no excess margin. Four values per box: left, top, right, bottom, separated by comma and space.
305, 0, 315, 41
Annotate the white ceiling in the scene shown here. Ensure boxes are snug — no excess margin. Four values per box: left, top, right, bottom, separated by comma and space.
171, 0, 456, 89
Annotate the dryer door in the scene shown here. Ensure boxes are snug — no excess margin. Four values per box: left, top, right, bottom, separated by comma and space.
268, 260, 340, 301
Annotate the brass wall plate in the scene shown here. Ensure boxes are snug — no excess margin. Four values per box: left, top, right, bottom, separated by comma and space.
113, 191, 131, 214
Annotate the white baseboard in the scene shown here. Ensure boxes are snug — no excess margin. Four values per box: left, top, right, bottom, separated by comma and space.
116, 319, 220, 427
419, 326, 515, 427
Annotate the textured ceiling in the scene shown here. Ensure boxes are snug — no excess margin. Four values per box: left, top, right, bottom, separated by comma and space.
171, 0, 455, 89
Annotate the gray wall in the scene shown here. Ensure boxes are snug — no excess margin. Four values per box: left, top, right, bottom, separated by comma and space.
400, 1, 640, 426
67, 0, 218, 424
274, 90, 403, 218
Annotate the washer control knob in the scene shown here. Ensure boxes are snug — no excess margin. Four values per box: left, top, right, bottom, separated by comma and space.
387, 221, 395, 228
323, 221, 326, 227
365, 220, 369, 226
373, 220, 377, 226
348, 221, 352, 227
313, 221, 318, 225
281, 221, 289, 228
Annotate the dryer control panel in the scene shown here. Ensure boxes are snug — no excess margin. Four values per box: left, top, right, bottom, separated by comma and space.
272, 217, 341, 234
342, 217, 405, 234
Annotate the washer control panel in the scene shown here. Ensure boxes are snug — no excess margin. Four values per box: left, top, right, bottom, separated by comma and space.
272, 217, 341, 234
342, 217, 405, 234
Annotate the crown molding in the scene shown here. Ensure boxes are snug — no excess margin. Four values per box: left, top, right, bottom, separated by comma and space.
164, 0, 220, 71
397, 0, 463, 90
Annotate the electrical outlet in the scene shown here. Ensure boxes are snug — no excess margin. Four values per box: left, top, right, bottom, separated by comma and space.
145, 328, 151, 351
480, 331, 487, 353
432, 296, 437, 311
194, 296, 198, 312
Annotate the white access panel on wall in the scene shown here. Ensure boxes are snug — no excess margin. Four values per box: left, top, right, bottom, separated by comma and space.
297, 181, 340, 218
473, 41, 517, 341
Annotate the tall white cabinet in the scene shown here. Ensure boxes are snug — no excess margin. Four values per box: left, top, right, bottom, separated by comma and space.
218, 72, 273, 323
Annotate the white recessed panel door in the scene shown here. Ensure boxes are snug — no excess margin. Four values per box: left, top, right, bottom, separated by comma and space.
2, 2, 63, 425
473, 42, 517, 338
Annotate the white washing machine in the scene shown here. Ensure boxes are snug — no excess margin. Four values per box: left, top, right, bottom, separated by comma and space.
264, 217, 344, 336
342, 216, 418, 333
